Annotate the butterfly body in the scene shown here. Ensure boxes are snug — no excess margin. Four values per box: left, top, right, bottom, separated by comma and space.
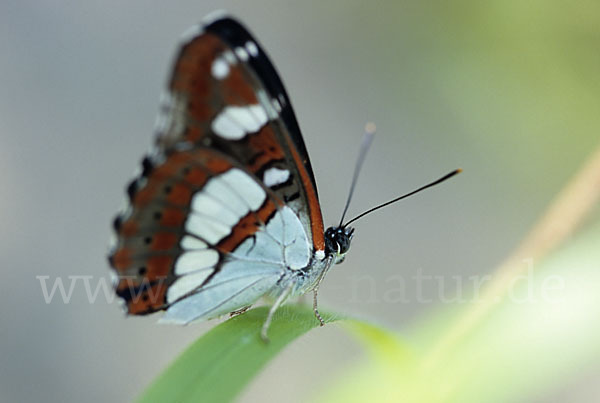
109, 13, 351, 336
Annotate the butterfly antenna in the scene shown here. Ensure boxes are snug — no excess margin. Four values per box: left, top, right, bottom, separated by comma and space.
338, 123, 377, 227
343, 168, 462, 227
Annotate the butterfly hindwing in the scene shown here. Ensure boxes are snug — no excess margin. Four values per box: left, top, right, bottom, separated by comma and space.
112, 147, 289, 314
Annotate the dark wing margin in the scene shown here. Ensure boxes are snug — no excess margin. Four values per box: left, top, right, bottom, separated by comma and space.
204, 16, 318, 194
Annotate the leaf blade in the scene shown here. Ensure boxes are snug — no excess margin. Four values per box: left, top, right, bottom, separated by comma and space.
137, 305, 342, 403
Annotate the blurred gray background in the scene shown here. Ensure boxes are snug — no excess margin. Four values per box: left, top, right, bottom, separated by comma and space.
1, 1, 598, 402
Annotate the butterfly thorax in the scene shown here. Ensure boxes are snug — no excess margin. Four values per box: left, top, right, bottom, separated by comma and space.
283, 227, 353, 298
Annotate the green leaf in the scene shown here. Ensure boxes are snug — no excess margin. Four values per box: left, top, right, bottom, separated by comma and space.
341, 319, 415, 366
137, 304, 343, 403
316, 321, 417, 403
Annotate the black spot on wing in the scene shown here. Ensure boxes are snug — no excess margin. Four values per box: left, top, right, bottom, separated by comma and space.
126, 179, 138, 201
284, 192, 300, 203
113, 215, 123, 232
269, 175, 294, 191
115, 279, 158, 303
141, 156, 154, 177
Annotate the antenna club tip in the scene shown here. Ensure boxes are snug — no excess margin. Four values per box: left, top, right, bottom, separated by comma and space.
365, 122, 376, 135
456, 168, 463, 174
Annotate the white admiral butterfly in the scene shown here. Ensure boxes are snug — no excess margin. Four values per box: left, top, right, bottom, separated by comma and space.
109, 12, 460, 340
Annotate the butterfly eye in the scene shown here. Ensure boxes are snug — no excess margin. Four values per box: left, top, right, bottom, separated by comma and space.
337, 237, 351, 254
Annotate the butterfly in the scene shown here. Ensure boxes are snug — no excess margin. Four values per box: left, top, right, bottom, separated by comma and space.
108, 12, 460, 341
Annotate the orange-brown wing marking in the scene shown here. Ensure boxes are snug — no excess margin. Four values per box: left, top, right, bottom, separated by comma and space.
171, 33, 258, 107
169, 34, 223, 128
216, 197, 280, 253
115, 279, 168, 315
283, 135, 325, 251
158, 32, 260, 149
245, 125, 286, 173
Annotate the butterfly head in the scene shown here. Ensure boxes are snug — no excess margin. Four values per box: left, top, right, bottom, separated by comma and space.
324, 226, 355, 264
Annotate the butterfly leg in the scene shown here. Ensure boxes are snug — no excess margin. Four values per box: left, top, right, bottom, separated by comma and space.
311, 258, 333, 327
261, 281, 294, 342
313, 289, 325, 326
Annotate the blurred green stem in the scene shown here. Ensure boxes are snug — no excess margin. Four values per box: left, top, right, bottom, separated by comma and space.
422, 142, 600, 370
